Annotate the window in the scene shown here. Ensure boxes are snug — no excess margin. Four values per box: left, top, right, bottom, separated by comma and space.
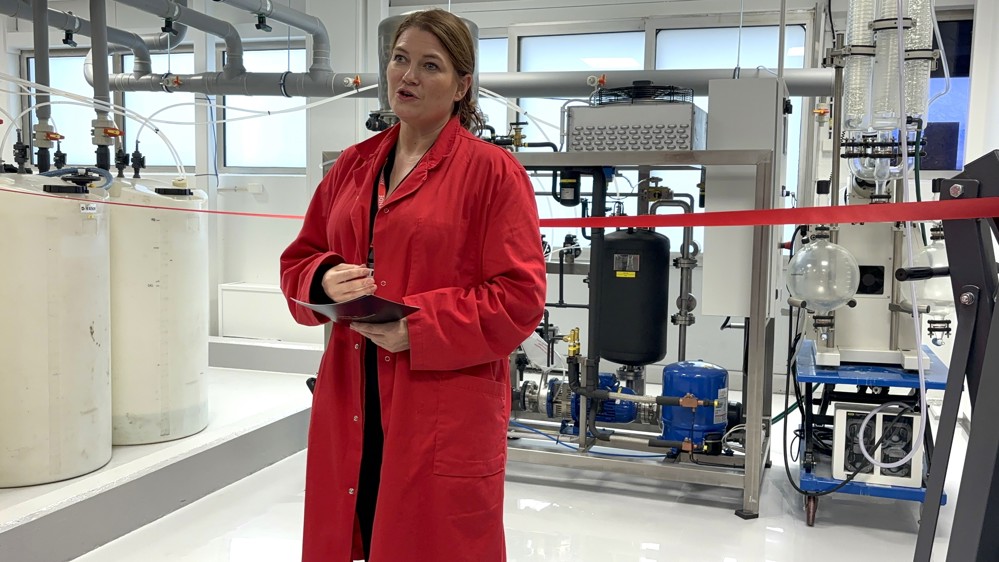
123, 53, 197, 168
478, 38, 508, 135
518, 32, 645, 249
223, 49, 307, 169
519, 32, 645, 144
924, 19, 973, 170
657, 25, 807, 246
27, 55, 111, 168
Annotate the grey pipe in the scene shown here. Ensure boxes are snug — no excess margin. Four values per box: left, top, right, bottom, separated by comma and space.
50, 8, 153, 77
118, 0, 244, 78
0, 0, 29, 18
651, 199, 696, 362
140, 0, 189, 51
105, 67, 836, 98
213, 0, 331, 74
107, 70, 373, 95
89, 0, 112, 114
479, 68, 834, 98
32, 0, 51, 121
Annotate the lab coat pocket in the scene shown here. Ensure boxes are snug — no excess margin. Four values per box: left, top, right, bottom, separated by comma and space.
433, 371, 507, 477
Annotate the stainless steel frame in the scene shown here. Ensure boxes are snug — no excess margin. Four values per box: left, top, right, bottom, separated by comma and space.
511, 149, 776, 518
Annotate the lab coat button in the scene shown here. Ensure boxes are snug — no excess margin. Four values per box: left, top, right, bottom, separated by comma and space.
383, 209, 389, 214
353, 415, 359, 422
384, 356, 391, 362
354, 343, 360, 350
348, 488, 355, 495
380, 281, 387, 287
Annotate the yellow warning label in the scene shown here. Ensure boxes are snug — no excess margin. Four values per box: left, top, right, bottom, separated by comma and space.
616, 271, 637, 278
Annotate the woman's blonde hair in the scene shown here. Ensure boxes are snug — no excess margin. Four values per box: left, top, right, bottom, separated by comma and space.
392, 9, 485, 133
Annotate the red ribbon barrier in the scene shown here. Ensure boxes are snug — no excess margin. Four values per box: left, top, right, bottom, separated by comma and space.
3, 186, 998, 227
539, 198, 999, 229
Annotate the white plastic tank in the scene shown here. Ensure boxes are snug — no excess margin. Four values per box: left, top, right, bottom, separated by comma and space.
0, 174, 112, 487
108, 178, 209, 445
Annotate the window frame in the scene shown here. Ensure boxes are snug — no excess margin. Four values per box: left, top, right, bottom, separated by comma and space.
216, 40, 309, 175
20, 47, 201, 173
19, 47, 108, 169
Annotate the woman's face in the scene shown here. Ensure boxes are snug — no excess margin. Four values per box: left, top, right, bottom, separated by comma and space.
387, 28, 470, 131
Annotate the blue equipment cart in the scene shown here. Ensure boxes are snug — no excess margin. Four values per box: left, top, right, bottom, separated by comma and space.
793, 340, 948, 526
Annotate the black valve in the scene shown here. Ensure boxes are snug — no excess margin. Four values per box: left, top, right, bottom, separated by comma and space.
62, 30, 77, 47
255, 15, 273, 32
115, 147, 129, 178
816, 179, 831, 195
162, 19, 178, 35
131, 146, 147, 179
53, 142, 67, 170
13, 130, 30, 174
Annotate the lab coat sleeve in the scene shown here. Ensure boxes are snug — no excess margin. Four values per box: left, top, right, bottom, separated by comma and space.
405, 158, 546, 371
280, 161, 347, 326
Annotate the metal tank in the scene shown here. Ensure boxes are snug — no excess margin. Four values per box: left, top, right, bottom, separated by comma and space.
596, 228, 671, 365
369, 13, 480, 131
0, 174, 112, 487
108, 178, 209, 445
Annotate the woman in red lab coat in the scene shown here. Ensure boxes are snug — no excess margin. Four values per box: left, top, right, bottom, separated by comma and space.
280, 9, 546, 562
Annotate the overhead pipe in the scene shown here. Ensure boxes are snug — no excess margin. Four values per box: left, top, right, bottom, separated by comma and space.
104, 67, 833, 98
47, 8, 154, 77
140, 0, 189, 52
211, 0, 331, 74
117, 0, 245, 78
478, 68, 834, 98
32, 0, 53, 172
89, 0, 114, 171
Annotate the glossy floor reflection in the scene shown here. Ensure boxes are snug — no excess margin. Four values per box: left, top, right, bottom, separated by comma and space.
75, 395, 963, 562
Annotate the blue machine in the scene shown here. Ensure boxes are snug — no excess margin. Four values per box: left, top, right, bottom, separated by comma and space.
661, 361, 729, 447
546, 373, 638, 434
571, 373, 638, 424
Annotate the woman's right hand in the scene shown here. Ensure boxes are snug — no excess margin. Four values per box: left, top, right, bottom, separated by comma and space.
322, 263, 376, 302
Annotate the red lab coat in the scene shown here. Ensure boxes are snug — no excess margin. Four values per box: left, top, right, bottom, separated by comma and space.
280, 116, 547, 561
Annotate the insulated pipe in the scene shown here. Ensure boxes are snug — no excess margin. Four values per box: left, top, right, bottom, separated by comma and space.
117, 0, 245, 78
211, 0, 331, 74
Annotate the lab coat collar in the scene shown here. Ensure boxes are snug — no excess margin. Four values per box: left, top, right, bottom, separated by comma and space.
353, 115, 463, 172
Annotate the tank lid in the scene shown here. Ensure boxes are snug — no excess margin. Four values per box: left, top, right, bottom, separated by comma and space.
154, 187, 194, 196
43, 184, 88, 194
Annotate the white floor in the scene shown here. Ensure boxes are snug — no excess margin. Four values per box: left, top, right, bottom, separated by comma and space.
0, 368, 311, 532
73, 394, 966, 562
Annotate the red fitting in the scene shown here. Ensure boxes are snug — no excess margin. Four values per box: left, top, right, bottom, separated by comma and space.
352, 75, 362, 88
597, 74, 607, 87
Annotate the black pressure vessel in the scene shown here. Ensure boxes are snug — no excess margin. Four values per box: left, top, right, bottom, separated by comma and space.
596, 228, 671, 365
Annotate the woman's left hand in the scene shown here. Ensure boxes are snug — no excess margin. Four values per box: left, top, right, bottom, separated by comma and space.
350, 319, 410, 353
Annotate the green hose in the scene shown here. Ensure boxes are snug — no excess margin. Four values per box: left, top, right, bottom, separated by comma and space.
771, 382, 823, 425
